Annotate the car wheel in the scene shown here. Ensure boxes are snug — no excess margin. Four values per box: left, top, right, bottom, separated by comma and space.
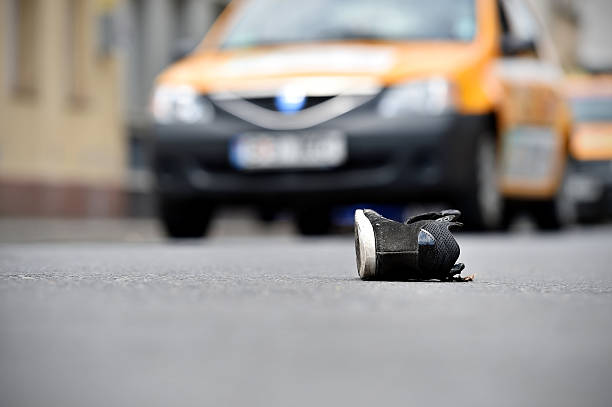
458, 134, 503, 230
575, 201, 605, 224
295, 207, 332, 236
530, 170, 575, 230
257, 206, 279, 224
158, 196, 213, 238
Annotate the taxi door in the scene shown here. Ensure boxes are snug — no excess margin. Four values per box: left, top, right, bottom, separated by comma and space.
493, 0, 571, 226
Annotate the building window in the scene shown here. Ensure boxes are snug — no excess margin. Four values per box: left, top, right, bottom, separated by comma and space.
6, 0, 40, 97
66, 0, 89, 105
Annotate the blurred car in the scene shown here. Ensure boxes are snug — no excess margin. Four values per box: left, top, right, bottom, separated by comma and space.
151, 0, 572, 237
565, 75, 612, 222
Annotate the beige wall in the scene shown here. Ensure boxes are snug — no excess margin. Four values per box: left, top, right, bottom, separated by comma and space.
0, 0, 126, 215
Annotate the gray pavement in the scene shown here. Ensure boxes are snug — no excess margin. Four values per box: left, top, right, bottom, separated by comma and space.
1, 220, 612, 407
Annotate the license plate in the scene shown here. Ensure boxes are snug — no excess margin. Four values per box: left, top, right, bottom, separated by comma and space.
229, 131, 347, 170
501, 126, 556, 180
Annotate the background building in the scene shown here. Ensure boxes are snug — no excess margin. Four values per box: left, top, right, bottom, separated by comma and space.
533, 0, 612, 71
0, 0, 125, 216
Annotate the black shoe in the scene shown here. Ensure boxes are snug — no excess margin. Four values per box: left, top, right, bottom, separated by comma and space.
354, 209, 471, 281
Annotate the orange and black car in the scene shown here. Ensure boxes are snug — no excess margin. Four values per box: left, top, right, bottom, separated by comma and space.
151, 0, 571, 237
565, 75, 612, 222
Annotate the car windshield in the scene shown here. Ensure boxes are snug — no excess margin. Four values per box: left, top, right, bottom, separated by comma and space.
221, 0, 477, 49
571, 98, 612, 122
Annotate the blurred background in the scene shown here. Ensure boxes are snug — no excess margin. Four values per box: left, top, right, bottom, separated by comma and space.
2, 3, 612, 406
0, 0, 611, 238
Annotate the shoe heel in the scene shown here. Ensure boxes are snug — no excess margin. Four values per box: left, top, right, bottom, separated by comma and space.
354, 209, 376, 280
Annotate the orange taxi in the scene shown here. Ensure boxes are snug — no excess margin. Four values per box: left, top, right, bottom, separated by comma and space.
565, 75, 612, 222
151, 0, 571, 236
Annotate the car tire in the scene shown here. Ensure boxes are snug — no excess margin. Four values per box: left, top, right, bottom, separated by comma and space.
257, 206, 279, 224
575, 202, 605, 224
457, 134, 503, 231
530, 170, 575, 231
158, 196, 213, 238
295, 207, 332, 236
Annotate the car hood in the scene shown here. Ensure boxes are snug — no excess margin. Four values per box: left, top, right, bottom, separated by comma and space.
157, 42, 483, 95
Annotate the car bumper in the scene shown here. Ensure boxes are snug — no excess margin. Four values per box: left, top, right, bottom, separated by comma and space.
568, 160, 612, 218
152, 108, 490, 205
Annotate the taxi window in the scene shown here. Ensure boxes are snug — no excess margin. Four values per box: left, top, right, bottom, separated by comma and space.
571, 98, 612, 122
222, 0, 476, 49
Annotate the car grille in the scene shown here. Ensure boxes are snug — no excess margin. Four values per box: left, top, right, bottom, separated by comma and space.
244, 96, 335, 112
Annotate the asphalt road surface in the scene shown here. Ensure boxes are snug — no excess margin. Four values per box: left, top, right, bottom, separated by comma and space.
1, 219, 612, 407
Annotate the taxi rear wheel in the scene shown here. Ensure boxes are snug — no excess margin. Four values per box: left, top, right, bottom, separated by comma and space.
530, 200, 562, 230
457, 134, 503, 231
158, 196, 213, 238
530, 170, 575, 230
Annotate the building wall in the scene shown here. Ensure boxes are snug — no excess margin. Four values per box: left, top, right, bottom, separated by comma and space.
0, 0, 126, 216
533, 0, 612, 71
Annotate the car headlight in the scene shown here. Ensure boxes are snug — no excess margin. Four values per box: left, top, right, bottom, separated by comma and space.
150, 85, 214, 124
377, 77, 455, 118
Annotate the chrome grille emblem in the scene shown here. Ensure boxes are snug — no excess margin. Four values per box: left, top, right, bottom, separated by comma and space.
275, 85, 306, 115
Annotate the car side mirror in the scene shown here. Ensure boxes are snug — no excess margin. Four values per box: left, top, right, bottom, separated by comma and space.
501, 35, 537, 56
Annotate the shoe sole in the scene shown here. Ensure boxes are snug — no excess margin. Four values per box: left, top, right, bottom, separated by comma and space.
354, 209, 376, 280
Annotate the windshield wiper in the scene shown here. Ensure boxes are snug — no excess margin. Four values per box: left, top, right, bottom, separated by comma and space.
313, 28, 389, 41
